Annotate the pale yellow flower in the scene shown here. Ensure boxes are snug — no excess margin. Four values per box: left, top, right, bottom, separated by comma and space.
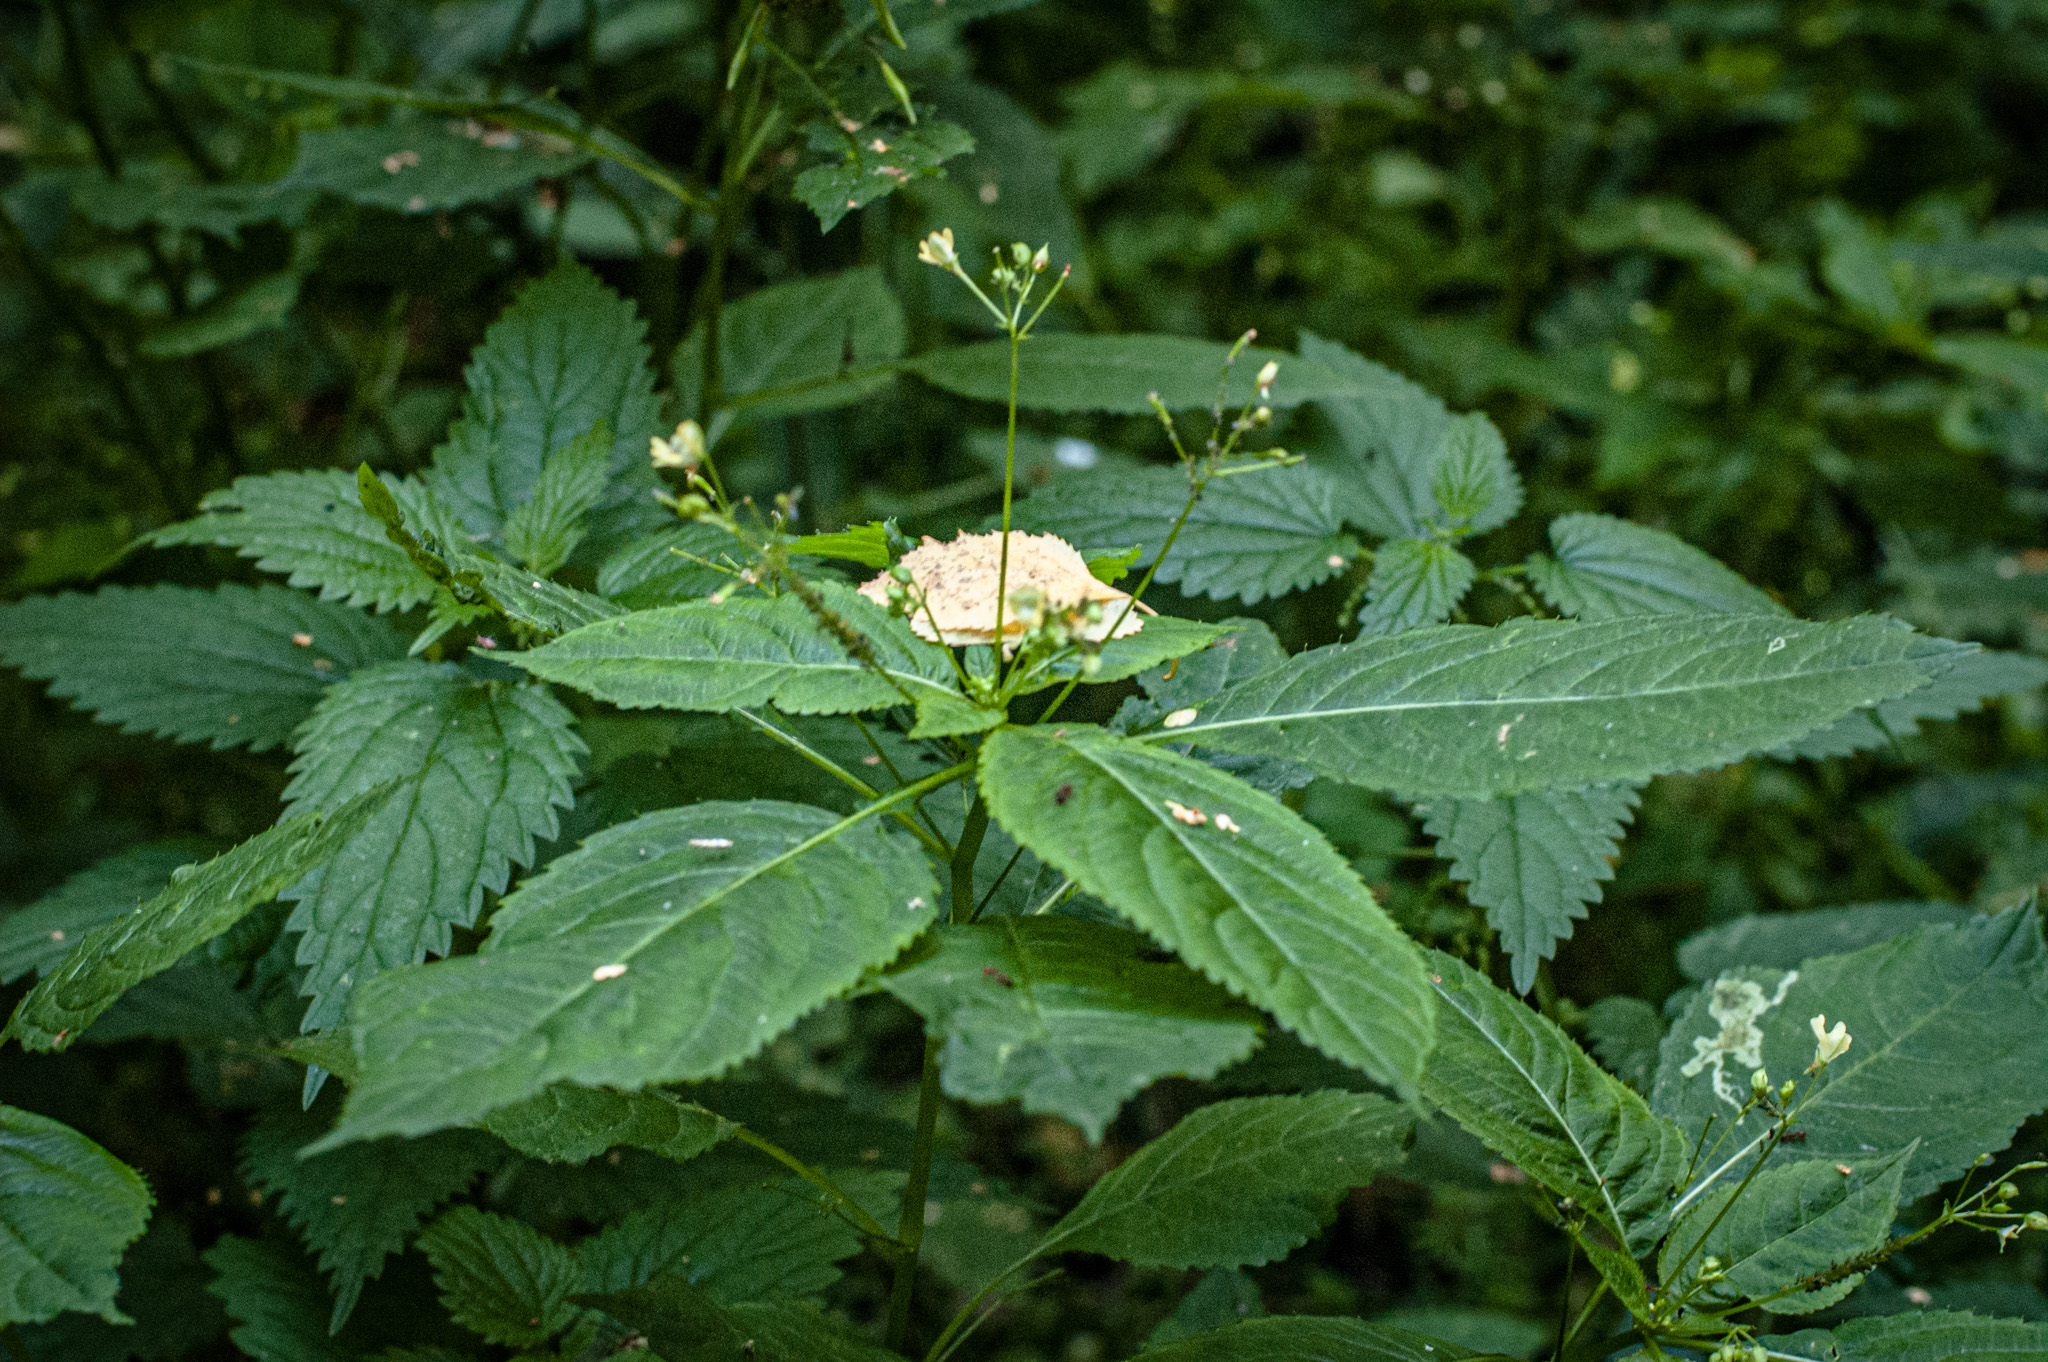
858, 530, 1147, 654
917, 228, 959, 269
650, 419, 706, 470
1809, 1013, 1851, 1069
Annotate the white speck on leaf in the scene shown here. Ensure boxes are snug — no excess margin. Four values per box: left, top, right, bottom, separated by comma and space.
689, 837, 733, 849
1163, 708, 1198, 729
592, 964, 628, 981
1768, 636, 1787, 654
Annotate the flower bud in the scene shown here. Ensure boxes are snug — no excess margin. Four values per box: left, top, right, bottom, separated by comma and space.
1778, 1079, 1796, 1103
1999, 1182, 2021, 1201
1031, 244, 1050, 273
2026, 1212, 2048, 1232
1011, 242, 1032, 268
1751, 1068, 1770, 1098
1255, 360, 1279, 394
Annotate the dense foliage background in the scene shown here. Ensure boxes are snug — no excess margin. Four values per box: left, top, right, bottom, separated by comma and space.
3, 1, 2047, 1359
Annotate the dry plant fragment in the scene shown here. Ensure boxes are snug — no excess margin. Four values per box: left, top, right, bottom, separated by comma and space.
858, 530, 1148, 654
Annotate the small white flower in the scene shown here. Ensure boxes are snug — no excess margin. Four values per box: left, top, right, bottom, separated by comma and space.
1162, 707, 1199, 729
917, 228, 959, 268
650, 419, 707, 470
1809, 1013, 1852, 1068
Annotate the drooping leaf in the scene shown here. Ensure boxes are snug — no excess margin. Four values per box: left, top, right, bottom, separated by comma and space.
1777, 648, 2048, 760
419, 1207, 580, 1348
0, 1106, 153, 1326
280, 661, 585, 1032
322, 800, 941, 1146
0, 583, 406, 751
287, 117, 591, 212
578, 1277, 898, 1362
1662, 1146, 1911, 1315
1033, 1093, 1412, 1268
5, 787, 389, 1051
1420, 952, 1688, 1255
574, 1181, 866, 1302
978, 726, 1436, 1094
1010, 464, 1359, 604
672, 268, 907, 425
1675, 902, 1976, 981
595, 522, 745, 608
70, 161, 316, 240
479, 1084, 733, 1165
1770, 1310, 2048, 1362
1417, 784, 1641, 994
0, 842, 210, 985
1140, 1316, 1475, 1362
880, 918, 1263, 1141
794, 119, 977, 232
504, 583, 998, 738
242, 1114, 498, 1333
202, 1236, 354, 1362
1527, 513, 1784, 621
1154, 614, 1965, 799
501, 422, 613, 578
1356, 538, 1477, 635
1652, 906, 2048, 1201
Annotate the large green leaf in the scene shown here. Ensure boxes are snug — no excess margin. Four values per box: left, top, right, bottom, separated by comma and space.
1417, 784, 1641, 994
287, 117, 591, 211
1652, 906, 2048, 1201
281, 661, 585, 1032
672, 267, 907, 426
574, 1181, 866, 1302
0, 583, 405, 751
595, 522, 743, 608
1778, 648, 2048, 760
1527, 513, 1785, 620
504, 583, 999, 738
1676, 902, 1976, 981
480, 1084, 734, 1164
1420, 952, 1688, 1255
0, 1106, 153, 1326
1770, 1310, 2048, 1362
1010, 464, 1359, 604
1154, 614, 1963, 799
1356, 538, 1478, 635
978, 726, 1436, 1094
202, 1236, 354, 1362
1033, 1092, 1412, 1268
242, 1113, 498, 1331
501, 423, 613, 578
880, 918, 1263, 1141
794, 119, 976, 232
578, 1277, 898, 1362
1141, 1316, 1475, 1362
419, 1207, 579, 1348
5, 787, 389, 1050
0, 841, 209, 985
1662, 1147, 1910, 1315
321, 800, 941, 1146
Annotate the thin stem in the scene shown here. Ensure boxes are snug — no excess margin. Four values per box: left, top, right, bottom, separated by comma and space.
969, 844, 1027, 923
993, 328, 1020, 672
734, 1127, 900, 1246
922, 1249, 1040, 1362
1561, 1279, 1610, 1351
1668, 1128, 1768, 1222
886, 1035, 946, 1351
951, 797, 989, 924
1028, 878, 1077, 915
1666, 1130, 1781, 1291
732, 708, 950, 858
1551, 1236, 1577, 1361
53, 0, 119, 176
931, 1269, 1066, 1362
93, 0, 223, 178
491, 0, 544, 98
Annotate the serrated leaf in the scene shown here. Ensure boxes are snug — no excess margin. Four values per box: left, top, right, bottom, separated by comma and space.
1299, 332, 1462, 540
421, 260, 660, 548
1526, 513, 1785, 621
480, 1084, 733, 1164
1663, 1147, 1910, 1315
501, 422, 613, 578
1010, 464, 1359, 604
672, 268, 907, 426
419, 1207, 579, 1348
788, 522, 892, 569
0, 1106, 152, 1326
1427, 412, 1522, 533
1775, 1310, 2048, 1362
203, 1236, 354, 1362
452, 552, 625, 636
5, 787, 390, 1051
1356, 538, 1477, 635
794, 120, 975, 231
0, 584, 406, 751
1010, 616, 1234, 694
574, 1181, 864, 1302
596, 522, 745, 608
1676, 902, 1976, 981
1153, 614, 1964, 799
281, 661, 585, 1032
1420, 952, 1688, 1255
1779, 648, 2048, 759
881, 918, 1263, 1141
242, 1113, 498, 1332
323, 800, 941, 1146
578, 1277, 897, 1362
504, 583, 997, 738
0, 842, 209, 985
1140, 1316, 1475, 1362
1652, 906, 2048, 1202
1033, 1093, 1412, 1268
148, 469, 435, 613
1417, 784, 1641, 994
978, 727, 1435, 1094
287, 117, 591, 212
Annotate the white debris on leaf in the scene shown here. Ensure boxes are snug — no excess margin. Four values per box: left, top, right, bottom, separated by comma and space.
1165, 800, 1208, 826
591, 963, 628, 981
1163, 707, 1198, 729
1680, 971, 1799, 1107
689, 837, 734, 849
858, 530, 1150, 656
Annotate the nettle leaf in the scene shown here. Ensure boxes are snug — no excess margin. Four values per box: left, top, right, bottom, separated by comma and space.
5, 787, 389, 1051
287, 117, 591, 212
71, 161, 315, 241
1156, 614, 1965, 799
794, 119, 976, 232
881, 918, 1264, 1141
506, 583, 998, 738
1010, 616, 1234, 694
501, 422, 613, 578
0, 583, 406, 751
0, 1106, 152, 1326
419, 1207, 580, 1348
1421, 952, 1688, 1255
242, 1113, 499, 1331
596, 522, 744, 608
1142, 1316, 1475, 1362
1772, 1310, 2048, 1362
580, 1277, 897, 1362
0, 841, 209, 985
1526, 513, 1785, 621
1663, 1146, 1911, 1316
323, 800, 940, 1146
203, 1235, 354, 1362
1676, 902, 1975, 981
1652, 906, 2048, 1202
455, 553, 625, 636
1427, 414, 1522, 532
480, 1084, 734, 1164
1034, 1093, 1413, 1268
673, 267, 907, 427
575, 1181, 865, 1302
421, 260, 660, 546
281, 661, 584, 1032
1010, 464, 1359, 604
149, 469, 434, 613
978, 727, 1435, 1095
1778, 648, 2048, 760
1356, 538, 1477, 636
1417, 784, 1642, 994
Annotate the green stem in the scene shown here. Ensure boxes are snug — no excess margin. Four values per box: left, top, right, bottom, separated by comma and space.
734, 1127, 900, 1245
1560, 1279, 1609, 1351
93, 0, 222, 178
491, 0, 544, 98
923, 1251, 1038, 1362
993, 329, 1021, 672
1551, 1235, 1577, 1361
951, 796, 989, 924
731, 708, 951, 859
886, 1035, 946, 1351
